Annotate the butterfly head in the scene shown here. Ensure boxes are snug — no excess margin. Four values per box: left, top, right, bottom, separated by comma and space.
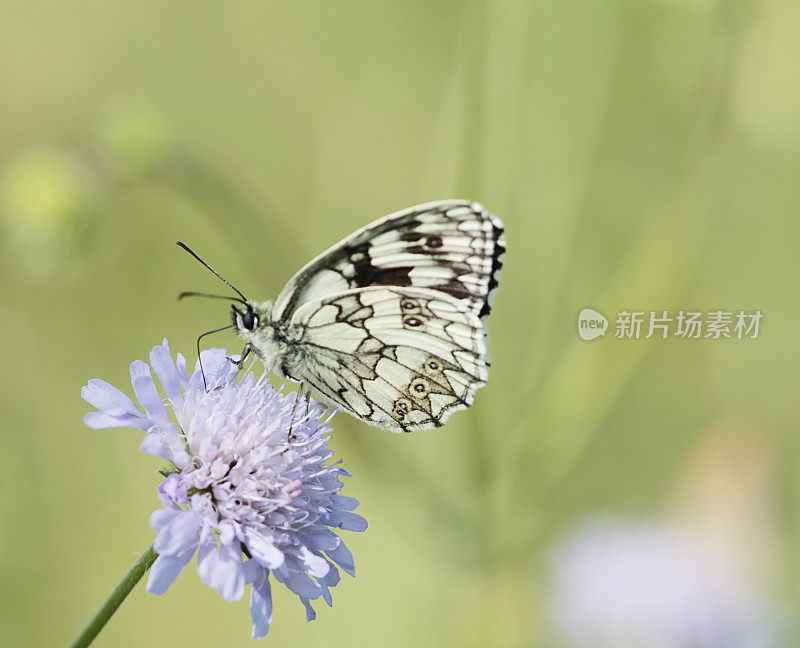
231, 300, 273, 334
177, 242, 286, 378
232, 300, 287, 376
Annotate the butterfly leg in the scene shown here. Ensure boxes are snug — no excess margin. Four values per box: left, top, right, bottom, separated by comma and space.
287, 382, 305, 443
234, 344, 252, 368
225, 345, 252, 384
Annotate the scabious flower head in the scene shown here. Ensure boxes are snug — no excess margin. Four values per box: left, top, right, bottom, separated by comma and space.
547, 515, 779, 648
82, 340, 366, 638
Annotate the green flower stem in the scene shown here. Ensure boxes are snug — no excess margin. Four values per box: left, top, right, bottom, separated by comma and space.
69, 545, 158, 648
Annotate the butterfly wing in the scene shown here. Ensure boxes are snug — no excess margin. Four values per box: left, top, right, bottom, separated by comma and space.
282, 287, 489, 432
272, 200, 505, 324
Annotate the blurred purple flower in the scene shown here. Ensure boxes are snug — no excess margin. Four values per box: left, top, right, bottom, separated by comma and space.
82, 339, 366, 638
547, 516, 778, 648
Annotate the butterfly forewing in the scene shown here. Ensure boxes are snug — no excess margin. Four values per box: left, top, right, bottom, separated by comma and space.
282, 287, 489, 432
272, 200, 505, 324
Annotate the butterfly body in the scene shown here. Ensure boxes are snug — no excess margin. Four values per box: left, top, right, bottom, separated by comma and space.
202, 200, 504, 433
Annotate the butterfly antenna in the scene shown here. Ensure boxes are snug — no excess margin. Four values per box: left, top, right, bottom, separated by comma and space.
176, 241, 248, 303
178, 291, 247, 305
195, 324, 235, 390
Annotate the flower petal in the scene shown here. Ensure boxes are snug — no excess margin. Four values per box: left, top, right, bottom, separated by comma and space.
246, 530, 285, 570
301, 598, 317, 622
130, 361, 170, 424
304, 529, 341, 552
188, 348, 232, 393
331, 494, 360, 511
320, 562, 341, 589
175, 352, 191, 386
140, 430, 168, 458
83, 409, 148, 430
199, 348, 233, 385
197, 541, 218, 588
146, 548, 195, 595
157, 474, 188, 508
299, 547, 330, 578
319, 582, 333, 607
150, 507, 178, 531
218, 519, 236, 545
248, 566, 273, 639
150, 340, 184, 407
198, 541, 245, 601
326, 510, 368, 532
278, 571, 322, 599
81, 379, 150, 430
153, 510, 201, 555
215, 543, 246, 601
81, 379, 138, 412
326, 540, 355, 576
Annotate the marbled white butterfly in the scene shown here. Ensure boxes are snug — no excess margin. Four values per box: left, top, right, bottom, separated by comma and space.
179, 200, 505, 433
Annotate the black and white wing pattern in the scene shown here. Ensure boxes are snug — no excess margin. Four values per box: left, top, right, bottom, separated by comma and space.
272, 200, 505, 324
282, 287, 489, 433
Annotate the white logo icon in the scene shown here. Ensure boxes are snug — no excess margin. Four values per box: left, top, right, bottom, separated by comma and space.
578, 308, 608, 340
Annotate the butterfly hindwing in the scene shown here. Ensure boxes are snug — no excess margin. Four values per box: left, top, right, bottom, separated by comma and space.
272, 200, 505, 324
281, 287, 489, 432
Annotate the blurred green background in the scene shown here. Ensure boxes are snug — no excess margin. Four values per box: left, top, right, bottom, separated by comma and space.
2, 0, 799, 646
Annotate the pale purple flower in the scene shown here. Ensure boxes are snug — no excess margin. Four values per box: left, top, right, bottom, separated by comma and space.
547, 516, 779, 648
82, 339, 366, 638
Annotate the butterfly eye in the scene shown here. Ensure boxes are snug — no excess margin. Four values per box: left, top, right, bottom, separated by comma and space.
242, 311, 258, 330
